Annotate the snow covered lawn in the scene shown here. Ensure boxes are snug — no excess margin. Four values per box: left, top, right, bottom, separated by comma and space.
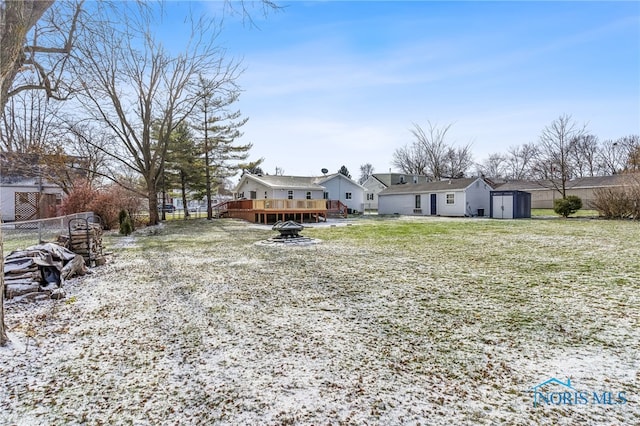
2, 217, 639, 424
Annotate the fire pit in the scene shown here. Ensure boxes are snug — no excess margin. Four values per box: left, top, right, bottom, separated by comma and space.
256, 220, 320, 246
272, 220, 304, 239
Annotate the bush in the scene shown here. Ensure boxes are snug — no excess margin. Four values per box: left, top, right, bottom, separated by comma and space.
553, 195, 583, 218
591, 176, 640, 220
62, 183, 144, 230
118, 209, 134, 236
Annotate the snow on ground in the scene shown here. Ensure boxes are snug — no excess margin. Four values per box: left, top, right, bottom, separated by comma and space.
1, 217, 639, 425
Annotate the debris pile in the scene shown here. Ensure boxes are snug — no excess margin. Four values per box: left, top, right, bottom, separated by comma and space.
3, 243, 87, 301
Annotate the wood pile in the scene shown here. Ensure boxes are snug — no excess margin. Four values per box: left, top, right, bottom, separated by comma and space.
65, 222, 106, 266
3, 243, 87, 300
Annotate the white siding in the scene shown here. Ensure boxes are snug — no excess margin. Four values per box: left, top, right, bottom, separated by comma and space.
321, 176, 364, 212
378, 193, 416, 215
464, 179, 492, 216
436, 191, 466, 216
1, 182, 63, 221
378, 178, 492, 217
362, 177, 387, 210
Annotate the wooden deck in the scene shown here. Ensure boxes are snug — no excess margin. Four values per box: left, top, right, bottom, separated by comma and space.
218, 199, 329, 224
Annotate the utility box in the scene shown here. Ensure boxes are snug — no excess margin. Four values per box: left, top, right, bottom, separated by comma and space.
490, 190, 531, 219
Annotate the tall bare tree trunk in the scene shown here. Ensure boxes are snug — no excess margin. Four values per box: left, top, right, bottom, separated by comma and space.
1, 218, 7, 345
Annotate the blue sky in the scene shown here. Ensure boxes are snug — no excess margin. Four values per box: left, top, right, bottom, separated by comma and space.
165, 1, 639, 179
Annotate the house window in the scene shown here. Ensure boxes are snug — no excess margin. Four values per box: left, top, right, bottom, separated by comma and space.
287, 190, 293, 199
367, 193, 374, 201
446, 193, 455, 204
415, 195, 421, 209
306, 191, 311, 199
345, 192, 352, 200
264, 191, 268, 199
323, 192, 329, 199
249, 191, 257, 200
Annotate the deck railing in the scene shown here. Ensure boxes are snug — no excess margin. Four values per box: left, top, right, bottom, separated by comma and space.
225, 199, 327, 211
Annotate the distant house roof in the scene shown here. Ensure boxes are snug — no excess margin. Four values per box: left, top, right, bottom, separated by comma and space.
370, 173, 430, 187
314, 173, 365, 189
496, 174, 634, 191
379, 177, 488, 195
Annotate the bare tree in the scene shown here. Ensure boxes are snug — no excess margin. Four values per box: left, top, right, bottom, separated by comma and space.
392, 122, 472, 180
0, 0, 83, 113
476, 153, 507, 179
71, 10, 241, 225
391, 142, 428, 175
571, 134, 599, 177
358, 163, 374, 185
614, 135, 640, 173
504, 143, 537, 180
532, 114, 587, 197
444, 144, 474, 179
275, 166, 285, 176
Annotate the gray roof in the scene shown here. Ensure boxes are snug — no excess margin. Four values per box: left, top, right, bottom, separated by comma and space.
379, 177, 483, 195
370, 173, 430, 187
314, 173, 365, 189
244, 174, 324, 190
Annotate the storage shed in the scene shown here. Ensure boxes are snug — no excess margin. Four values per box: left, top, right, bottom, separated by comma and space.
490, 190, 531, 219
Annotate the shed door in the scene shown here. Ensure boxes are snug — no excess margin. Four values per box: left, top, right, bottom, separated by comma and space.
496, 195, 513, 219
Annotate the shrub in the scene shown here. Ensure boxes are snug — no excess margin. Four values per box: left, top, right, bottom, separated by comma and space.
60, 181, 95, 215
118, 209, 134, 235
591, 176, 640, 220
63, 184, 144, 230
553, 195, 582, 218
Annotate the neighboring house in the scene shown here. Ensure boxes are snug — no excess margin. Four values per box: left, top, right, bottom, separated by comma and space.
378, 177, 494, 217
225, 173, 328, 223
314, 173, 365, 213
361, 173, 429, 211
495, 175, 634, 209
234, 173, 325, 201
1, 175, 63, 222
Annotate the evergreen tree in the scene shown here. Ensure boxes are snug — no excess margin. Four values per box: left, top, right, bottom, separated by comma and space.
338, 165, 351, 179
193, 76, 261, 219
165, 123, 206, 218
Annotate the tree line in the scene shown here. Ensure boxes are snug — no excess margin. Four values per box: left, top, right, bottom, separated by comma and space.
387, 115, 639, 197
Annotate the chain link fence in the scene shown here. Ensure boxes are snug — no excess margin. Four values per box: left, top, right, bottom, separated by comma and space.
1, 212, 99, 253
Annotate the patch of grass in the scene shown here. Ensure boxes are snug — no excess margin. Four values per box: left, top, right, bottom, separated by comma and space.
532, 208, 599, 217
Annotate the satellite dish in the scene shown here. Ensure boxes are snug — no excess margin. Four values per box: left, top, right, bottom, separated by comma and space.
321, 168, 328, 175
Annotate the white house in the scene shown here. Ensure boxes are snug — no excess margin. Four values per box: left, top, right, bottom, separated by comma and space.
314, 173, 365, 213
378, 177, 494, 217
234, 173, 326, 201
1, 176, 63, 222
361, 173, 429, 211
